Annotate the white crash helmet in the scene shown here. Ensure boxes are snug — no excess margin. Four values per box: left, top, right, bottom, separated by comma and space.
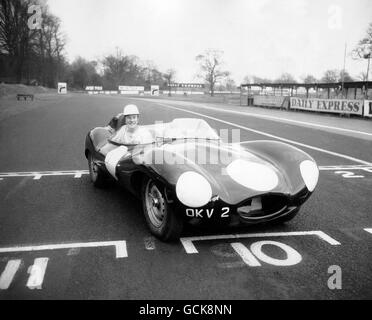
123, 104, 139, 116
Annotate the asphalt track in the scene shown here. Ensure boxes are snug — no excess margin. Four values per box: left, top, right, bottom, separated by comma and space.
0, 93, 371, 299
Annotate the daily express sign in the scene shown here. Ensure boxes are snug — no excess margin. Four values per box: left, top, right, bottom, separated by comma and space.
290, 98, 363, 115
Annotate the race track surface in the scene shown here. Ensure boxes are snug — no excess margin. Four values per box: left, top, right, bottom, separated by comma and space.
0, 94, 371, 299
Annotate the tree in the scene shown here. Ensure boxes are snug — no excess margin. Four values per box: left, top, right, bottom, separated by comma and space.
224, 77, 236, 93
274, 73, 297, 84
163, 68, 176, 96
302, 74, 317, 84
68, 57, 101, 89
243, 75, 272, 84
352, 22, 372, 81
339, 70, 353, 82
0, 0, 67, 87
102, 49, 136, 89
352, 22, 372, 59
195, 49, 230, 96
321, 69, 339, 83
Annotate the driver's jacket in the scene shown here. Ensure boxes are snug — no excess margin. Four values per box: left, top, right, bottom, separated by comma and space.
111, 125, 153, 145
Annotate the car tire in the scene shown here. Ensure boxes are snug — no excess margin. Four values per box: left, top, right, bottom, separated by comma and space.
87, 152, 108, 188
141, 177, 183, 241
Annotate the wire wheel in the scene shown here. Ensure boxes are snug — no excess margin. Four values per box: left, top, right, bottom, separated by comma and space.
145, 180, 166, 228
141, 177, 183, 241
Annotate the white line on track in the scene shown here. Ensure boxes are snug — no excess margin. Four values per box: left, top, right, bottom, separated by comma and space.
180, 231, 341, 254
155, 103, 372, 166
0, 240, 128, 259
364, 228, 372, 234
317, 165, 372, 171
0, 170, 89, 179
27, 257, 49, 290
0, 259, 22, 290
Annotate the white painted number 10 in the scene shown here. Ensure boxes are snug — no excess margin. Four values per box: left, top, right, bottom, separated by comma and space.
231, 241, 302, 267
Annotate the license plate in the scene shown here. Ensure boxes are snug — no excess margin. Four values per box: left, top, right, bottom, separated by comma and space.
185, 207, 230, 219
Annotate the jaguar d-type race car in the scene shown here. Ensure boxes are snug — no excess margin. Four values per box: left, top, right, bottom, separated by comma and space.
84, 118, 319, 241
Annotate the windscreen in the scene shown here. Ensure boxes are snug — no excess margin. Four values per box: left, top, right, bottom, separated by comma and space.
162, 118, 220, 140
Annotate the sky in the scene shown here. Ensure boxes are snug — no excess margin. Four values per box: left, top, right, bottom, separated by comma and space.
47, 0, 372, 84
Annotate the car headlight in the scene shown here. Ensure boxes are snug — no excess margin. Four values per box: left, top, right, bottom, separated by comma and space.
300, 160, 319, 192
176, 171, 212, 208
226, 159, 279, 192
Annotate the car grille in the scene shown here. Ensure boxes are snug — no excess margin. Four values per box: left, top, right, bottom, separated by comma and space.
237, 195, 288, 221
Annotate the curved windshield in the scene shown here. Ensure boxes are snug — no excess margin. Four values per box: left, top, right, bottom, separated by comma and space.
162, 118, 220, 140
108, 118, 221, 146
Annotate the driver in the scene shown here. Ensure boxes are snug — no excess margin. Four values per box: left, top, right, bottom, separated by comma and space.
111, 104, 153, 145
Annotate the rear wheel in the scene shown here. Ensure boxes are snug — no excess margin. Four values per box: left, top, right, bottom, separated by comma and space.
87, 152, 108, 188
141, 177, 183, 241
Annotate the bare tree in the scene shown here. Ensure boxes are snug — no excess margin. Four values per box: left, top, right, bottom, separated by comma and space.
163, 68, 176, 96
302, 74, 317, 84
321, 69, 339, 83
243, 75, 272, 84
352, 22, 372, 59
274, 73, 297, 83
352, 22, 372, 82
0, 0, 66, 86
224, 77, 236, 93
339, 70, 353, 82
195, 49, 230, 96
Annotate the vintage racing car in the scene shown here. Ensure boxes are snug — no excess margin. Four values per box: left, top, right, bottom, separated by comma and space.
84, 118, 319, 241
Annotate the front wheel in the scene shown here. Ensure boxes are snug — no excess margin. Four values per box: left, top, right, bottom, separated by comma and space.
141, 177, 183, 241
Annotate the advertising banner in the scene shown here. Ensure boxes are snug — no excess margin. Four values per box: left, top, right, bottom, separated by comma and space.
118, 86, 144, 91
254, 95, 286, 108
364, 100, 372, 117
169, 83, 205, 88
290, 98, 363, 115
58, 82, 67, 94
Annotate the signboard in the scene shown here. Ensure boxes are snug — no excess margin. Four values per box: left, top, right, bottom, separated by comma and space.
118, 86, 144, 91
151, 85, 159, 96
86, 86, 102, 91
58, 82, 67, 94
254, 95, 286, 108
290, 98, 363, 115
364, 100, 372, 117
169, 83, 205, 88
120, 90, 141, 95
